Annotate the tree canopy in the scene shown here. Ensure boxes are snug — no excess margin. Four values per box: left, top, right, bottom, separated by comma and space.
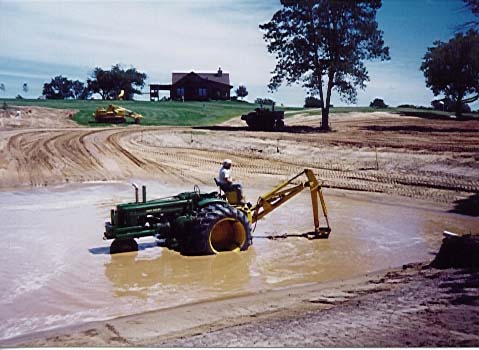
260, 0, 389, 130
304, 96, 322, 108
42, 76, 90, 100
87, 64, 147, 100
235, 85, 248, 100
420, 30, 479, 117
369, 98, 388, 108
255, 97, 275, 105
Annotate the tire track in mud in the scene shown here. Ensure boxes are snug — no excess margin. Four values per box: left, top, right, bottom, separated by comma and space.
128, 129, 479, 192
1, 110, 478, 205
122, 132, 477, 204
105, 128, 198, 184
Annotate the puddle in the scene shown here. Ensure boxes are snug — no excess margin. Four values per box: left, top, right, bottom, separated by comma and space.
0, 182, 477, 341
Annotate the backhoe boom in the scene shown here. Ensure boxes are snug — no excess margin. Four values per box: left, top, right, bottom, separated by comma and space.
251, 169, 331, 237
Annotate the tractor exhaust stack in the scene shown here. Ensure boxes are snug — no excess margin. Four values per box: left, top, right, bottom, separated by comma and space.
132, 183, 139, 203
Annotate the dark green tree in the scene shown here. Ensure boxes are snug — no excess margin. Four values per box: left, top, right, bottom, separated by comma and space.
235, 85, 248, 100
43, 76, 90, 100
42, 76, 74, 99
71, 80, 90, 99
420, 30, 479, 117
369, 98, 388, 108
87, 64, 146, 100
260, 0, 390, 130
304, 96, 322, 108
255, 97, 275, 105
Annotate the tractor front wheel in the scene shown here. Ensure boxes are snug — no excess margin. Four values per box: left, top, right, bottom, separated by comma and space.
185, 204, 252, 255
110, 238, 138, 254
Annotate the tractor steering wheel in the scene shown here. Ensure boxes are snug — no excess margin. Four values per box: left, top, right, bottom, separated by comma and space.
193, 185, 201, 197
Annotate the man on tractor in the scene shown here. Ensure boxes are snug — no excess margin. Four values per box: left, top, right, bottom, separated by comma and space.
217, 159, 245, 204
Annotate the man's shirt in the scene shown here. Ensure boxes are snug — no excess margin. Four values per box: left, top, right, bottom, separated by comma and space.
218, 166, 231, 185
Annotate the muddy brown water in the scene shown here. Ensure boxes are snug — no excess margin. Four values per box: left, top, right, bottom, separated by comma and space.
1, 181, 478, 341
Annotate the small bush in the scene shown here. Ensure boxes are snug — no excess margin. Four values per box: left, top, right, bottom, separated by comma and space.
369, 98, 388, 108
397, 104, 416, 109
304, 96, 322, 108
255, 97, 275, 105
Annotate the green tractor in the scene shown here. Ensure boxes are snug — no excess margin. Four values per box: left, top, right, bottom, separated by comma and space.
241, 103, 285, 131
104, 169, 331, 255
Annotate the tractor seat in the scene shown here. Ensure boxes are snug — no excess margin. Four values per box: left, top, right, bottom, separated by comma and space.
215, 177, 233, 193
214, 177, 226, 194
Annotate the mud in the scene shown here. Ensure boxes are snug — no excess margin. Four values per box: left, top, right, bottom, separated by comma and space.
1, 182, 478, 342
6, 264, 479, 347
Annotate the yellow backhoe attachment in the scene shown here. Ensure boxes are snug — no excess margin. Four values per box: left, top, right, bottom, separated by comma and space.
93, 104, 143, 124
251, 169, 331, 238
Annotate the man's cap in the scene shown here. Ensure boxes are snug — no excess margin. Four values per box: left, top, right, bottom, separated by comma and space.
223, 159, 232, 166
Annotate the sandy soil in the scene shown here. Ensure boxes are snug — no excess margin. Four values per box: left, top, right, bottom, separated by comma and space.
1, 106, 478, 346
0, 105, 78, 129
0, 107, 478, 206
5, 263, 479, 347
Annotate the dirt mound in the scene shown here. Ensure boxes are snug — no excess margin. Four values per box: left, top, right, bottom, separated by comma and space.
0, 106, 78, 129
431, 234, 479, 268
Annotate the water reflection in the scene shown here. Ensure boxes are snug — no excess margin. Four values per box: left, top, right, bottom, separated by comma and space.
104, 248, 256, 299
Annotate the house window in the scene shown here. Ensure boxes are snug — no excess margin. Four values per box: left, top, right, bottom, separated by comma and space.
198, 88, 207, 97
177, 87, 184, 97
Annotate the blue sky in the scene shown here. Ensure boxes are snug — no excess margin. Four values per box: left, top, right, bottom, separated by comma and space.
0, 0, 477, 108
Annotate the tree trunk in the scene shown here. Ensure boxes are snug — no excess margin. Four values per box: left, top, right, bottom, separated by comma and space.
321, 73, 334, 131
455, 95, 464, 118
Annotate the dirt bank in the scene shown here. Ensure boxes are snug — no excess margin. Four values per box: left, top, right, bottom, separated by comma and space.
0, 107, 478, 210
0, 105, 78, 129
5, 263, 478, 347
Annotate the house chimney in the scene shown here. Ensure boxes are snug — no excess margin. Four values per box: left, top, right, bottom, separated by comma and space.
217, 67, 222, 77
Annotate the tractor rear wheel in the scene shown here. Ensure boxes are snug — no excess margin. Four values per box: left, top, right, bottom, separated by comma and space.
110, 238, 138, 254
185, 203, 252, 255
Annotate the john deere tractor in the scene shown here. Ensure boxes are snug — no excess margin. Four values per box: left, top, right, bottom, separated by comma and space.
104, 169, 331, 255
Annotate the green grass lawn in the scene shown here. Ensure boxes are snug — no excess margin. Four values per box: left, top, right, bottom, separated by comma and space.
3, 98, 477, 127
2, 99, 265, 126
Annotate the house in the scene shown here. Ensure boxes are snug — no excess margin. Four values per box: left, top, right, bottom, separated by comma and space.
150, 67, 232, 101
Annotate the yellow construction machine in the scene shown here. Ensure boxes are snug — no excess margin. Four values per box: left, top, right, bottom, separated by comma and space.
249, 169, 331, 237
93, 104, 143, 124
93, 90, 143, 124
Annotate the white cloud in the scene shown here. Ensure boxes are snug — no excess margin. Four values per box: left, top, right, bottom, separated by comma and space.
0, 0, 276, 85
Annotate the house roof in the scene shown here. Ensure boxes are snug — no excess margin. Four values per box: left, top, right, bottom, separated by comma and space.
172, 71, 230, 86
